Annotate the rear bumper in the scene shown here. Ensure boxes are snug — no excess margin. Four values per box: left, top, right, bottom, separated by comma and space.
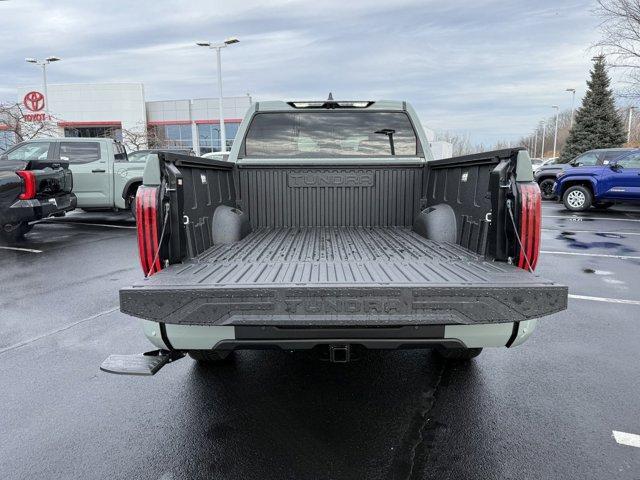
1, 193, 76, 225
140, 319, 539, 351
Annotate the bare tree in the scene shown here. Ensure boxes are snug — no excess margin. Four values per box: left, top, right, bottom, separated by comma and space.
518, 110, 575, 159
595, 0, 640, 95
0, 101, 60, 144
435, 131, 481, 156
121, 124, 159, 151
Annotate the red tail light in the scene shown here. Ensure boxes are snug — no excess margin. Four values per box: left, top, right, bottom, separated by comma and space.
17, 170, 36, 200
517, 183, 542, 271
136, 186, 162, 276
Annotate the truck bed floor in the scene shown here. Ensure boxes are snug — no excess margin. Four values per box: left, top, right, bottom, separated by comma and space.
121, 227, 567, 326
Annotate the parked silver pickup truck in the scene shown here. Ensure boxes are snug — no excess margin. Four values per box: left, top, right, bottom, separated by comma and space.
102, 99, 568, 376
1, 138, 144, 215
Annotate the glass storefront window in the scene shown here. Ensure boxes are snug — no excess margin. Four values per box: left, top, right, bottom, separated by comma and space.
197, 122, 240, 154
149, 124, 193, 150
64, 126, 122, 141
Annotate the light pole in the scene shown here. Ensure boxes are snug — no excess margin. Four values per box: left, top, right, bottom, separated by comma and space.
542, 121, 548, 159
533, 129, 538, 158
627, 106, 635, 144
25, 56, 61, 117
552, 105, 559, 158
566, 88, 576, 128
196, 37, 239, 153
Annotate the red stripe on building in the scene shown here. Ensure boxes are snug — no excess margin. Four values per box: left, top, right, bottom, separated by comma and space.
194, 118, 243, 125
147, 120, 192, 126
58, 121, 122, 127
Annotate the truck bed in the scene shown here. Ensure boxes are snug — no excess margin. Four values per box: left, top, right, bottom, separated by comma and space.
120, 227, 567, 326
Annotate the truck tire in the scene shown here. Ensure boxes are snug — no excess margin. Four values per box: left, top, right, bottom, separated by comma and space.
188, 350, 234, 364
434, 346, 482, 361
538, 178, 556, 200
129, 195, 137, 220
1, 222, 33, 241
562, 185, 592, 212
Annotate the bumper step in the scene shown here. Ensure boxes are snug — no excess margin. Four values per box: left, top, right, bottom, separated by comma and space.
100, 350, 184, 376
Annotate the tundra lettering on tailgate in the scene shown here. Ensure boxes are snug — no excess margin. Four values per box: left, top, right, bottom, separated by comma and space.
288, 171, 375, 187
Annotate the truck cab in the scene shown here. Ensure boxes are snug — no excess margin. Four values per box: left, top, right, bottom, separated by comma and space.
554, 149, 640, 211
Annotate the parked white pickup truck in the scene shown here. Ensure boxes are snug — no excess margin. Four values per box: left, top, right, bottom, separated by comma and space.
1, 138, 144, 215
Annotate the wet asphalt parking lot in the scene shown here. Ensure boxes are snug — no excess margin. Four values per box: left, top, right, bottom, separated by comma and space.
1, 204, 639, 480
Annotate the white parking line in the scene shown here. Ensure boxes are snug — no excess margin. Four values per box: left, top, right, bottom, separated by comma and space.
0, 246, 43, 253
612, 430, 640, 448
40, 221, 136, 229
541, 250, 640, 260
569, 294, 640, 306
542, 228, 640, 236
0, 306, 119, 356
544, 215, 640, 222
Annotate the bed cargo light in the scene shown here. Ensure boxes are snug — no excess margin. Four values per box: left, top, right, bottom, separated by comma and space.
517, 183, 542, 271
16, 170, 36, 200
136, 186, 162, 276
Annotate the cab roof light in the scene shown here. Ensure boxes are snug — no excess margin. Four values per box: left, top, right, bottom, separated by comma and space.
287, 100, 374, 109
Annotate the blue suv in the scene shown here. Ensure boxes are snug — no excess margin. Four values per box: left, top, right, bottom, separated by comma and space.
553, 149, 640, 211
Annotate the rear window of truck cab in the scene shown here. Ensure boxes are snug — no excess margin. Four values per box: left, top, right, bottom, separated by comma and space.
244, 111, 419, 157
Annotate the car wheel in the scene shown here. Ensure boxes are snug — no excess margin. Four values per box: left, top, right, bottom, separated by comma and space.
562, 185, 592, 212
188, 350, 234, 364
0, 222, 33, 241
539, 178, 556, 200
129, 194, 137, 220
434, 346, 482, 361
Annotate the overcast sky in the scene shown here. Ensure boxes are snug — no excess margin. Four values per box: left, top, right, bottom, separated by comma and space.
0, 0, 617, 145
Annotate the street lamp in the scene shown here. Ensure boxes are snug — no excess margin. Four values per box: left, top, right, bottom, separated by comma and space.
566, 88, 576, 128
540, 121, 547, 160
627, 106, 635, 144
25, 56, 61, 117
552, 105, 559, 158
196, 37, 239, 153
533, 128, 538, 158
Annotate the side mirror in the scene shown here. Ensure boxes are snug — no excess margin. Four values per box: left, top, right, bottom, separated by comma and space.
0, 154, 7, 162
610, 163, 623, 172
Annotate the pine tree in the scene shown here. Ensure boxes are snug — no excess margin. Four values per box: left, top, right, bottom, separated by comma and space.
559, 56, 626, 162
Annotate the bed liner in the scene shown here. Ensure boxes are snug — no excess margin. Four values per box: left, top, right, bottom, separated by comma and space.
120, 227, 567, 326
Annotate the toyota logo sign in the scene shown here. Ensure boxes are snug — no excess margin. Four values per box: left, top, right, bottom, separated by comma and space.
23, 91, 45, 112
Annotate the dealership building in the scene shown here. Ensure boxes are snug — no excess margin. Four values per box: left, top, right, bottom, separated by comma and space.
2, 82, 451, 158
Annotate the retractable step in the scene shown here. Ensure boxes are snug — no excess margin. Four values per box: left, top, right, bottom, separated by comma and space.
100, 350, 184, 376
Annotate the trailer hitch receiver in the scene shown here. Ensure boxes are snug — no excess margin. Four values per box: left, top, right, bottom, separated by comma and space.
329, 344, 351, 363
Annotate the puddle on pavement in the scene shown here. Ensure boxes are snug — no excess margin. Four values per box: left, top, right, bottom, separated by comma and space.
582, 268, 613, 275
555, 232, 637, 254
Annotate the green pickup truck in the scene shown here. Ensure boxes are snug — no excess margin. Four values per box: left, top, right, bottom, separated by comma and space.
102, 99, 568, 376
1, 138, 144, 216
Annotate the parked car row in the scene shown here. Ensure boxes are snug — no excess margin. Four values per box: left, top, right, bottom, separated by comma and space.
2, 135, 639, 241
0, 139, 202, 240
534, 148, 640, 211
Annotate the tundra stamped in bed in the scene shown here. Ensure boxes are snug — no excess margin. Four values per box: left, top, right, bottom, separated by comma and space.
101, 99, 568, 375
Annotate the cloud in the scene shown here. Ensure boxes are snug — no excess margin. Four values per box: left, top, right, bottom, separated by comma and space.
0, 0, 604, 145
